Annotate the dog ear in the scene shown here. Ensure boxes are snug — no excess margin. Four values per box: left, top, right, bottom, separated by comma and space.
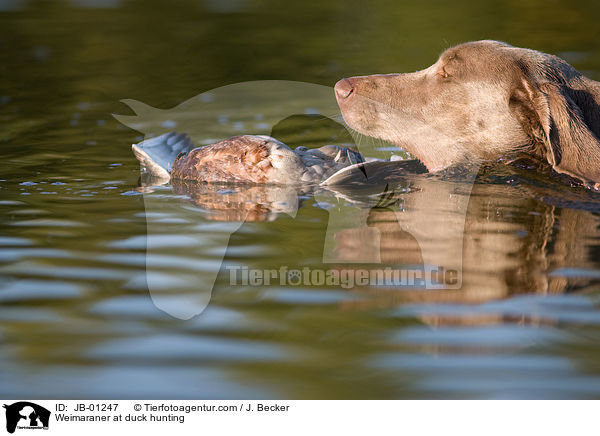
510, 76, 600, 188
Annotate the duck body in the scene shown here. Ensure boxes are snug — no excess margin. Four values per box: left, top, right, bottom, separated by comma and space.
132, 132, 365, 185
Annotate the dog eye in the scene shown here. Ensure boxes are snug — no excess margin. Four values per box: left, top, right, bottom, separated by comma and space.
437, 68, 450, 79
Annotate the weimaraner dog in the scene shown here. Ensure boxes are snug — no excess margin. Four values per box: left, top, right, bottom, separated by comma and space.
335, 40, 600, 189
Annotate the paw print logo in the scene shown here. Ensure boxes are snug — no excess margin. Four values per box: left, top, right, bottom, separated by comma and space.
287, 269, 302, 285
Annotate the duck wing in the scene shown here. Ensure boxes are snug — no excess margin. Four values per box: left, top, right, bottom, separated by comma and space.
132, 132, 194, 180
171, 135, 296, 184
320, 159, 427, 186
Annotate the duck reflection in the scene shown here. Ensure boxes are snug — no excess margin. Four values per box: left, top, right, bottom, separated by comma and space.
171, 179, 303, 222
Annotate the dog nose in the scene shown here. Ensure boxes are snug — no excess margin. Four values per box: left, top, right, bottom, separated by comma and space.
334, 78, 354, 100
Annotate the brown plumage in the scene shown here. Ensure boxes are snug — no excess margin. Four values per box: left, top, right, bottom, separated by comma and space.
171, 135, 274, 183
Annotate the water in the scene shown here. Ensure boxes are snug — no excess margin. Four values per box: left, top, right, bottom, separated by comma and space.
1, 0, 600, 399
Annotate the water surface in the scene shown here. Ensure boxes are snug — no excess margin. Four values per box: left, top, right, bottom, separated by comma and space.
2, 0, 600, 399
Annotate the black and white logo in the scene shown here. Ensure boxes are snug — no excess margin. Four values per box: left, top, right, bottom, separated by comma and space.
3, 402, 50, 434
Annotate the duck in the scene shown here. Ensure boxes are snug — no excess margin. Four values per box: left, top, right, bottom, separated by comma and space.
132, 132, 366, 185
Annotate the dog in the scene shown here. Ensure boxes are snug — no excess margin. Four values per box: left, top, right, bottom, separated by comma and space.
335, 40, 600, 189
